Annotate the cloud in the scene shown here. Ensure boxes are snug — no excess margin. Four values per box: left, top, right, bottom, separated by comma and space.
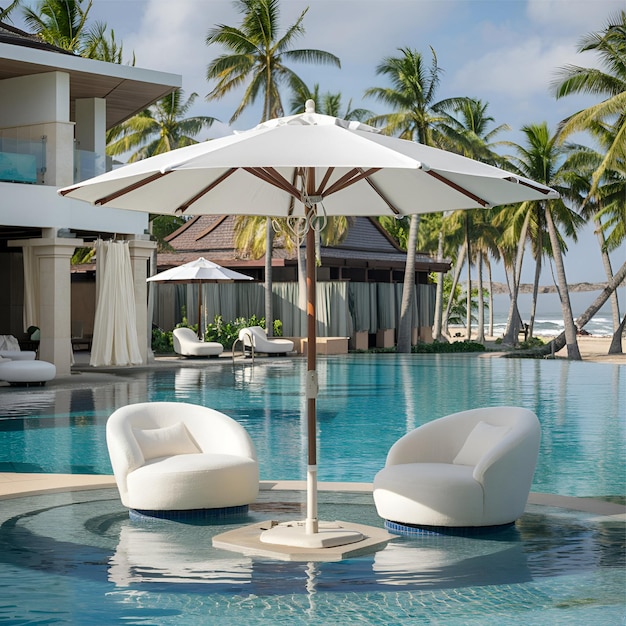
526, 0, 624, 34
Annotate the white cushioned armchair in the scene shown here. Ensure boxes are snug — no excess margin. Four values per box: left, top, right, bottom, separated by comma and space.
373, 406, 541, 529
106, 402, 259, 513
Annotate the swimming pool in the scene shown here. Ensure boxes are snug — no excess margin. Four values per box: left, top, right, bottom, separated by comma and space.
0, 488, 623, 625
0, 354, 624, 624
0, 354, 624, 498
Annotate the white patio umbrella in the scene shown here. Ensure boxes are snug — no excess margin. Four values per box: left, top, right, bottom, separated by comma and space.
60, 100, 558, 550
147, 257, 252, 339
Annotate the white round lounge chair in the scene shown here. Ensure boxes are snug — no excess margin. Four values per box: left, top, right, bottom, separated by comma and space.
106, 402, 259, 515
373, 406, 541, 530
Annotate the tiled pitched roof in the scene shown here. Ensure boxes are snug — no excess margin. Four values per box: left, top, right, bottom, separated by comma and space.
0, 21, 74, 55
162, 215, 449, 272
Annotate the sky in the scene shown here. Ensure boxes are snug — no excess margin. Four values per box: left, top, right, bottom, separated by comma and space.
16, 0, 626, 286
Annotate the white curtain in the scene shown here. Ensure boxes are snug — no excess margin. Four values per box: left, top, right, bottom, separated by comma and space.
90, 240, 142, 367
22, 245, 39, 331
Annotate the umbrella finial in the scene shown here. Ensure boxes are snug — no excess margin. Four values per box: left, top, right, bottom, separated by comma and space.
305, 99, 315, 113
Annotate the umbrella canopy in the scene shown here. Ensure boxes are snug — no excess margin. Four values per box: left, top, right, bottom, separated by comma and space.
147, 257, 252, 338
60, 100, 558, 549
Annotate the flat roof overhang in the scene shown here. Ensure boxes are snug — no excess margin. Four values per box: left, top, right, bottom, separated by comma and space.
0, 41, 181, 128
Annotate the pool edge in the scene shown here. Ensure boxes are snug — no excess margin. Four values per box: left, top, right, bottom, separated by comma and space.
0, 473, 624, 520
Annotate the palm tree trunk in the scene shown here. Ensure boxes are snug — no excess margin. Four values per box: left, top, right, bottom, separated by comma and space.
465, 216, 472, 341
476, 255, 485, 343
529, 251, 542, 339
432, 231, 445, 341
264, 217, 274, 336
528, 260, 626, 357
609, 313, 625, 354
397, 214, 419, 353
442, 243, 466, 337
487, 260, 494, 338
503, 212, 530, 345
545, 205, 580, 359
595, 219, 621, 331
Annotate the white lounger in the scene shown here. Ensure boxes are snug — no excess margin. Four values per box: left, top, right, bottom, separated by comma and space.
238, 326, 294, 355
172, 327, 223, 357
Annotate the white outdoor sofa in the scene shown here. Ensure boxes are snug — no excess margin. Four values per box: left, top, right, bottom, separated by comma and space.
106, 402, 259, 515
373, 406, 541, 530
237, 326, 294, 356
172, 327, 223, 358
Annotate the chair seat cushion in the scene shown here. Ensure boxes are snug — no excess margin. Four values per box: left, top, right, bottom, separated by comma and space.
373, 462, 484, 527
127, 453, 259, 511
179, 341, 223, 357
0, 360, 56, 385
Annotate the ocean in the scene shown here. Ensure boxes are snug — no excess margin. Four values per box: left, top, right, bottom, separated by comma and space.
482, 288, 624, 338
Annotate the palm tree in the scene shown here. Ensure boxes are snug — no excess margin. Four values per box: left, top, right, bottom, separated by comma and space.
0, 1, 20, 21
551, 10, 626, 199
205, 0, 340, 334
22, 0, 91, 52
503, 123, 585, 359
365, 47, 467, 352
206, 0, 340, 123
106, 90, 217, 161
106, 90, 217, 254
563, 126, 625, 352
289, 83, 372, 120
438, 99, 509, 342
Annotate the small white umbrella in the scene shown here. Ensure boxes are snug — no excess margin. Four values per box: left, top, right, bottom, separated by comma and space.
60, 101, 558, 551
147, 257, 252, 339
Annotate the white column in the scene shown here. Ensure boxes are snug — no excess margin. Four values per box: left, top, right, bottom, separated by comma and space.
29, 236, 83, 376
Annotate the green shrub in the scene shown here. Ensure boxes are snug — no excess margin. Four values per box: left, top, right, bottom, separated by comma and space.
412, 340, 486, 354
151, 327, 174, 353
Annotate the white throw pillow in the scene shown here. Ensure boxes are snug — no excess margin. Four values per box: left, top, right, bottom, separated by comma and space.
453, 421, 510, 466
133, 422, 200, 461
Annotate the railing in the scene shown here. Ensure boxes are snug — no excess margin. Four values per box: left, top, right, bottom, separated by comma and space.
0, 135, 112, 185
74, 148, 109, 183
0, 136, 45, 184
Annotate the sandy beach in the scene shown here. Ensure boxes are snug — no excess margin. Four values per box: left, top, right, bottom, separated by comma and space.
553, 334, 625, 364
478, 334, 625, 364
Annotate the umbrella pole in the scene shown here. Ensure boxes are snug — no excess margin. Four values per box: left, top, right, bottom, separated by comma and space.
305, 207, 318, 535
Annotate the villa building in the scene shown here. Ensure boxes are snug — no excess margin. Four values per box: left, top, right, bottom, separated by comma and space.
0, 22, 180, 375
152, 215, 450, 348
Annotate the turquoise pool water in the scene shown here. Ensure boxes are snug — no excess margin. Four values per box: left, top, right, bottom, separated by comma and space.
0, 354, 624, 624
0, 354, 624, 497
0, 488, 623, 625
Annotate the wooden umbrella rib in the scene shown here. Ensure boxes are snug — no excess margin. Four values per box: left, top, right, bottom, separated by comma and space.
426, 170, 489, 207
322, 168, 381, 197
362, 175, 401, 215
316, 167, 335, 196
505, 177, 552, 195
94, 171, 171, 205
175, 168, 237, 214
244, 167, 302, 203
